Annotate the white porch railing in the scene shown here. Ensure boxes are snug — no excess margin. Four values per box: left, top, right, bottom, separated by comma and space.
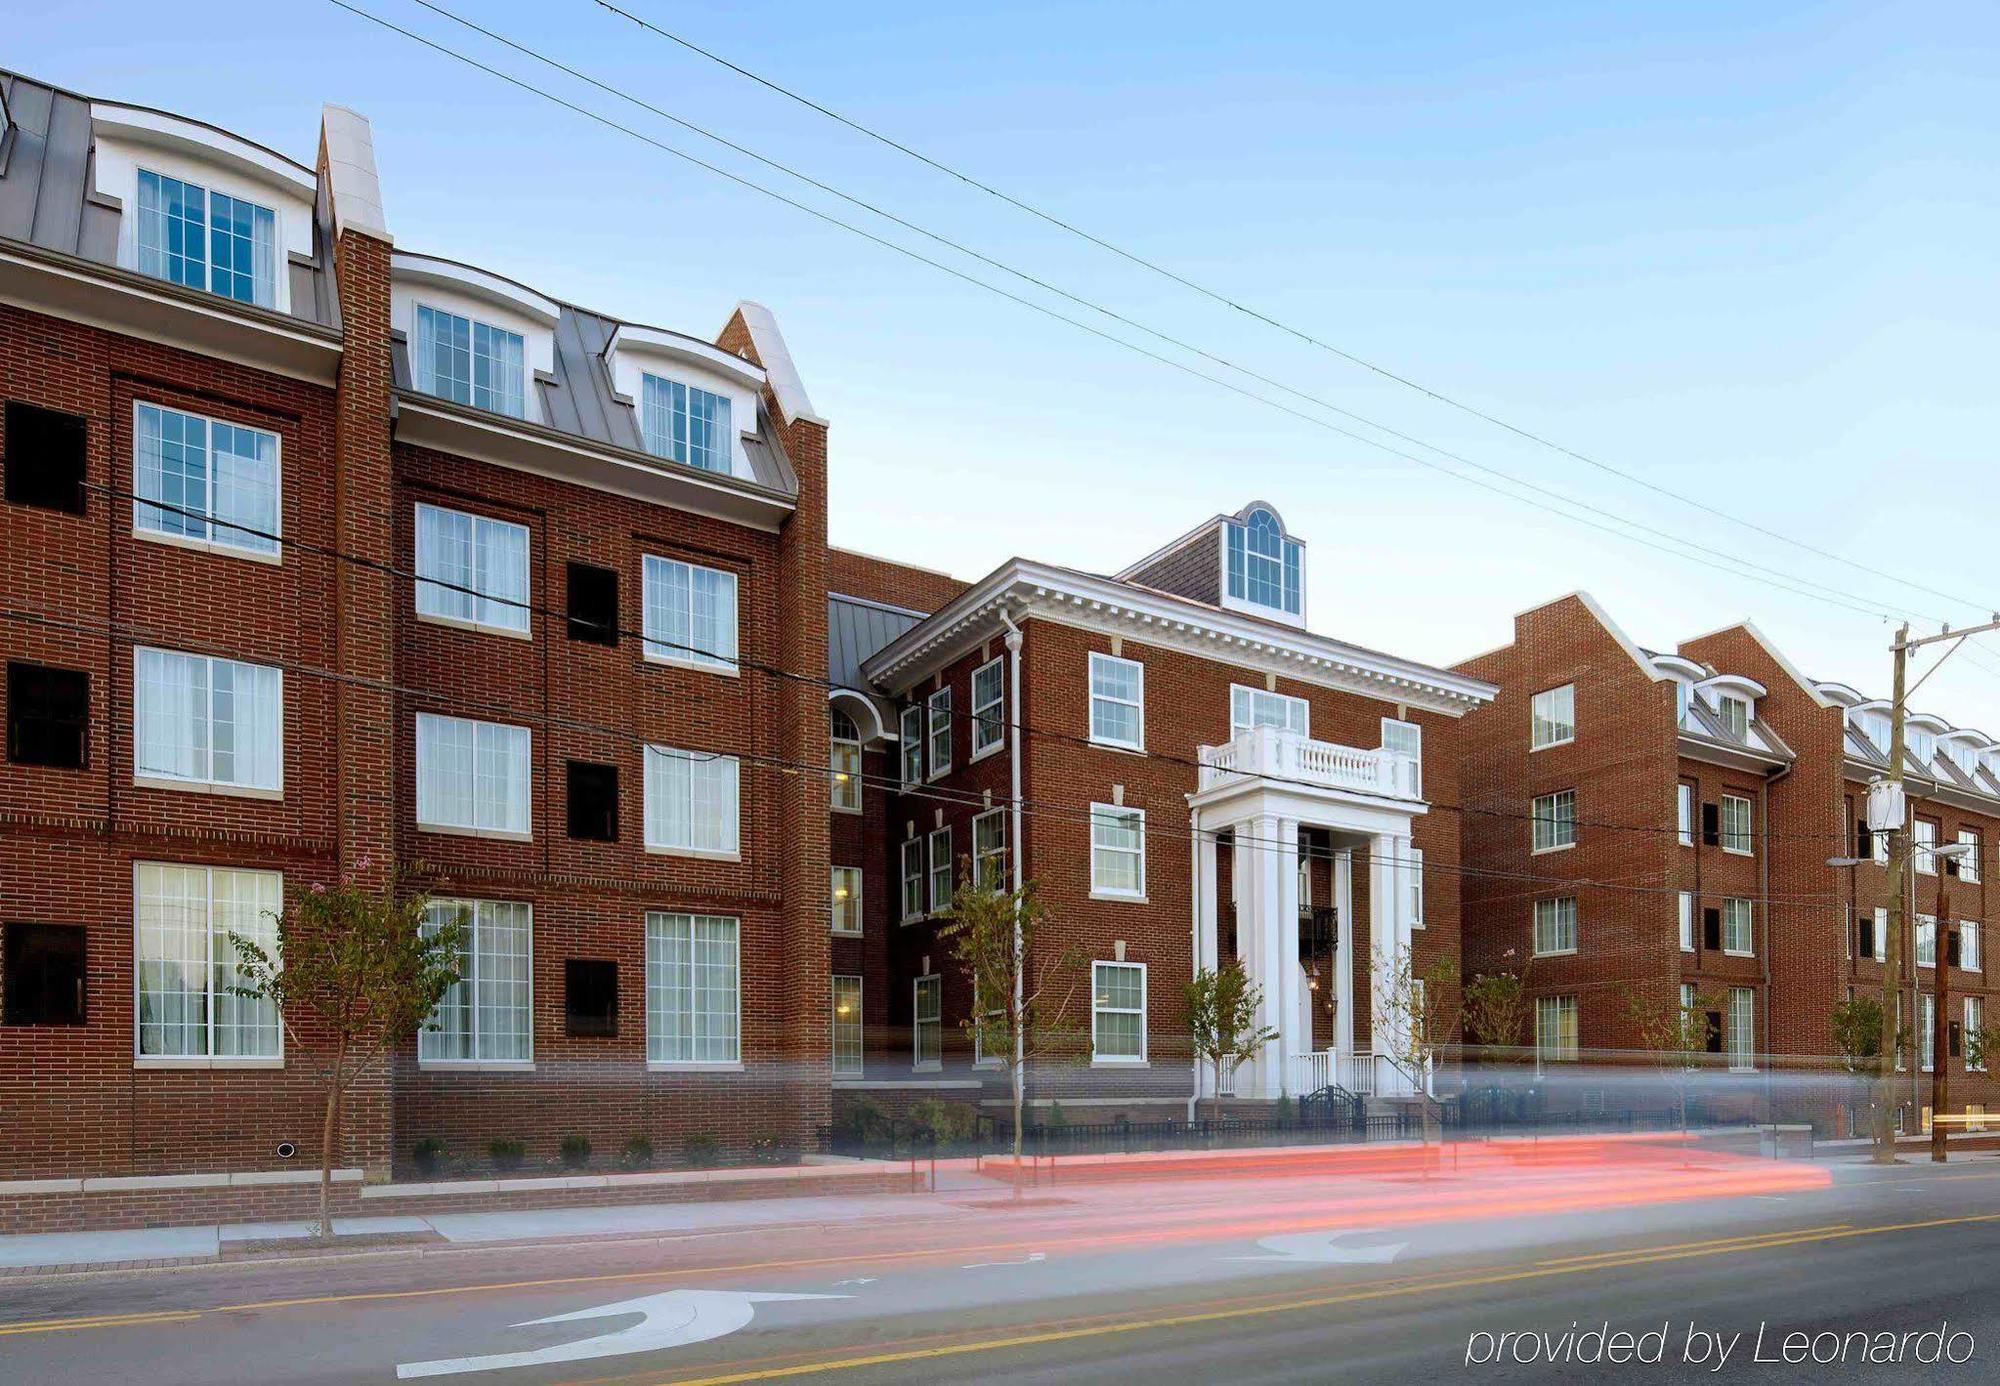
1289, 1049, 1376, 1097
1198, 727, 1419, 799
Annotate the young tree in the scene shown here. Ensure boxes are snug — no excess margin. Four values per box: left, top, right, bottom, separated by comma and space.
1184, 960, 1279, 1119
228, 866, 463, 1239
1377, 945, 1459, 1143
1462, 963, 1531, 1060
1622, 984, 1718, 1132
1833, 994, 1893, 1142
941, 871, 1085, 1167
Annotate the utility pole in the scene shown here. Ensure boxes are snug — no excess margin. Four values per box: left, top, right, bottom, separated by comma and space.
1877, 625, 1910, 1165
1933, 897, 1953, 1163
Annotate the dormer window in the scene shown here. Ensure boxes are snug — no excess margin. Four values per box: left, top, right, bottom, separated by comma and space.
136, 169, 278, 309
413, 304, 526, 419
1909, 727, 1939, 765
640, 374, 731, 474
1225, 506, 1302, 617
1716, 694, 1750, 741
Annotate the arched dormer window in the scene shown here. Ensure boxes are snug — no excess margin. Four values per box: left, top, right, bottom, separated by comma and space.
1225, 505, 1303, 619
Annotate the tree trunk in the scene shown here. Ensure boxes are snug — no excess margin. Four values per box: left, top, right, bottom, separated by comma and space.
317, 1042, 346, 1241
1010, 1062, 1025, 1197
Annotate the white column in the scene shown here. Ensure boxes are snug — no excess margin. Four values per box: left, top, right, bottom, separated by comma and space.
1275, 816, 1302, 1095
1239, 812, 1287, 1098
1334, 848, 1355, 1060
1369, 831, 1414, 1096
1193, 819, 1220, 1103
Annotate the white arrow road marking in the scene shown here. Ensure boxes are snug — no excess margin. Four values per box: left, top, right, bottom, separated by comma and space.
834, 1278, 878, 1287
1226, 1230, 1407, 1265
394, 1289, 846, 1378
960, 1251, 1047, 1269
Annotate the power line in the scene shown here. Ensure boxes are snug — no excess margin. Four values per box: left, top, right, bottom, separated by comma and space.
587, 0, 1996, 621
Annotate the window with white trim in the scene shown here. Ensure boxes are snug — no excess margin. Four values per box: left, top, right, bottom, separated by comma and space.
414, 502, 529, 636
1533, 897, 1577, 956
133, 648, 282, 793
1407, 847, 1424, 927
1722, 898, 1754, 956
1716, 694, 1750, 741
133, 402, 280, 558
927, 687, 953, 777
136, 169, 278, 308
134, 863, 281, 1060
413, 303, 526, 418
829, 709, 862, 813
1862, 907, 1885, 961
1677, 783, 1694, 847
1915, 818, 1938, 874
1967, 996, 1985, 1072
1090, 804, 1145, 899
1531, 790, 1576, 853
901, 837, 925, 922
1382, 718, 1422, 797
416, 713, 532, 838
1092, 961, 1146, 1063
929, 826, 953, 912
1728, 987, 1756, 1070
1225, 507, 1302, 616
1964, 920, 1982, 972
1720, 794, 1753, 855
1229, 685, 1307, 738
899, 706, 923, 787
1678, 891, 1694, 952
642, 554, 738, 671
1917, 915, 1937, 968
973, 809, 1007, 890
643, 745, 740, 856
639, 373, 732, 473
831, 866, 862, 936
1921, 993, 1937, 1071
646, 912, 739, 1064
420, 898, 532, 1064
971, 657, 1005, 758
1088, 653, 1143, 749
1536, 994, 1578, 1064
1958, 830, 1982, 883
1530, 684, 1574, 749
832, 974, 863, 1077
913, 974, 941, 1070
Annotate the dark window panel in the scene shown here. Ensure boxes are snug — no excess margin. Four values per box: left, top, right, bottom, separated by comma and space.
7, 662, 89, 769
2, 922, 86, 1026
566, 760, 618, 841
566, 562, 619, 646
565, 958, 618, 1037
3, 401, 87, 515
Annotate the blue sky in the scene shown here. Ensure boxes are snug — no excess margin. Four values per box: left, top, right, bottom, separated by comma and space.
23, 1, 2000, 723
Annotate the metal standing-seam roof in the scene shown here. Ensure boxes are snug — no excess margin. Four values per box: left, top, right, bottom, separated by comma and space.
828, 593, 925, 692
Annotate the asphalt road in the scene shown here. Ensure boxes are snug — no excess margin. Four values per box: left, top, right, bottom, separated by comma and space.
5, 1153, 2000, 1385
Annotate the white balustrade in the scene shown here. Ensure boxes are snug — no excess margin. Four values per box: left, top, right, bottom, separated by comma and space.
1198, 727, 1420, 799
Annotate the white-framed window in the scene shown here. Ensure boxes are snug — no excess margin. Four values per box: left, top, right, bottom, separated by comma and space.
1090, 804, 1146, 900
1225, 506, 1302, 616
133, 863, 281, 1062
1917, 915, 1937, 968
1382, 717, 1422, 797
913, 974, 941, 1070
831, 866, 863, 937
646, 912, 739, 1066
1088, 652, 1143, 750
1920, 993, 1938, 1072
1533, 896, 1577, 956
899, 706, 923, 787
1530, 684, 1575, 749
1916, 818, 1938, 874
1407, 846, 1424, 927
639, 373, 732, 473
1532, 790, 1576, 853
973, 809, 1007, 890
971, 656, 1005, 759
1722, 898, 1754, 957
415, 713, 532, 839
1958, 830, 1982, 884
420, 898, 532, 1065
414, 502, 529, 636
832, 974, 863, 1077
1536, 994, 1578, 1065
412, 303, 526, 418
133, 648, 282, 794
1678, 891, 1694, 952
830, 708, 862, 813
1720, 794, 1753, 855
136, 168, 278, 308
1967, 996, 1985, 1072
1862, 907, 1885, 961
1677, 783, 1694, 847
929, 826, 953, 912
1229, 684, 1307, 738
642, 554, 738, 672
1716, 694, 1750, 741
1728, 987, 1756, 1071
1964, 920, 1982, 972
1091, 960, 1147, 1064
927, 687, 953, 777
643, 745, 740, 857
133, 401, 280, 559
901, 837, 925, 922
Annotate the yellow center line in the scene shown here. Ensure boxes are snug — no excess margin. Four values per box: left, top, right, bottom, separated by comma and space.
1532, 1223, 1852, 1267
0, 1310, 201, 1337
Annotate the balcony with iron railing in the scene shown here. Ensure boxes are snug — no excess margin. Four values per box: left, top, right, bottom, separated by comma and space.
1198, 726, 1421, 800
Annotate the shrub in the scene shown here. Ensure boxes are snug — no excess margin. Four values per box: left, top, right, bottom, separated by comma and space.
680, 1133, 720, 1169
1275, 1093, 1295, 1124
620, 1134, 655, 1170
909, 1097, 977, 1146
411, 1137, 445, 1174
746, 1135, 798, 1166
487, 1137, 526, 1171
1045, 1102, 1067, 1131
558, 1133, 591, 1169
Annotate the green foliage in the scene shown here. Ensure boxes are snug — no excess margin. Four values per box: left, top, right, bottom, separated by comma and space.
1184, 961, 1279, 1110
681, 1133, 720, 1169
1045, 1101, 1067, 1131
746, 1135, 799, 1166
620, 1134, 655, 1170
1275, 1093, 1294, 1124
1967, 1025, 2000, 1074
908, 1097, 978, 1146
487, 1137, 526, 1170
1462, 970, 1530, 1050
1832, 995, 1887, 1073
558, 1133, 591, 1168
411, 1137, 445, 1172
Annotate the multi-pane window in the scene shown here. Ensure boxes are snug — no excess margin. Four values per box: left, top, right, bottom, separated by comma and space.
1719, 794, 1753, 854
134, 648, 282, 793
420, 898, 532, 1064
1677, 783, 1694, 847
1722, 898, 1754, 956
414, 502, 529, 635
1531, 790, 1576, 852
412, 304, 526, 418
901, 837, 925, 922
134, 403, 280, 557
913, 975, 941, 1069
1968, 997, 1985, 1071
1536, 994, 1578, 1064
1917, 915, 1938, 968
1530, 684, 1575, 749
1728, 987, 1756, 1070
971, 657, 1005, 758
1716, 694, 1750, 741
1088, 652, 1143, 749
1090, 805, 1145, 899
7, 662, 89, 769
1678, 891, 1694, 951
643, 745, 740, 856
646, 912, 739, 1064
973, 810, 1007, 890
136, 170, 278, 308
830, 709, 862, 813
899, 706, 922, 786
1225, 507, 1302, 615
134, 864, 281, 1060
1230, 685, 1307, 738
1958, 831, 1982, 883
416, 713, 532, 837
1092, 961, 1146, 1063
831, 866, 863, 936
1533, 897, 1577, 956
640, 374, 732, 473
642, 554, 737, 671
1407, 847, 1424, 926
831, 975, 863, 1077
1914, 818, 1939, 873
928, 826, 953, 913
927, 688, 953, 777
1964, 921, 1983, 972
1921, 993, 1937, 1072
1382, 718, 1423, 797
